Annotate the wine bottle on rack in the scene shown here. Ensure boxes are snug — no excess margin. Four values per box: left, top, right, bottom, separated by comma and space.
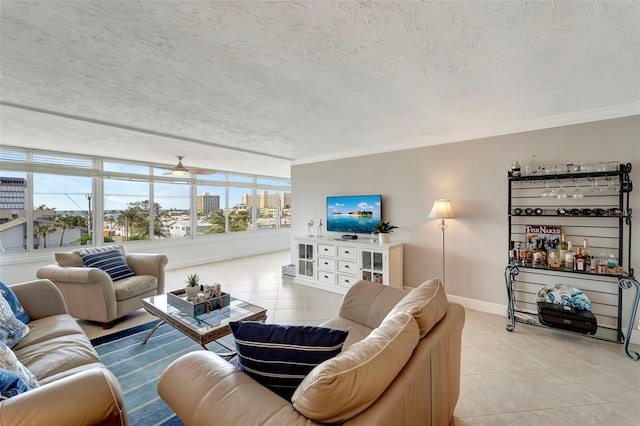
558, 234, 568, 267
564, 241, 574, 270
574, 247, 586, 271
582, 238, 592, 271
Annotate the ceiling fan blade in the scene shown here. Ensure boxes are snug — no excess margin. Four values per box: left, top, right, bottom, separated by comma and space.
187, 169, 216, 175
161, 156, 214, 175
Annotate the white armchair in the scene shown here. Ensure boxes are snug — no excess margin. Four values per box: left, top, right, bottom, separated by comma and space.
36, 245, 168, 328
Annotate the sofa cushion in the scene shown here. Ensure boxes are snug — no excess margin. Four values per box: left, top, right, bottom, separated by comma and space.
113, 275, 158, 301
385, 278, 448, 338
0, 341, 39, 389
0, 296, 30, 348
55, 252, 84, 267
12, 314, 86, 351
230, 321, 348, 401
80, 246, 135, 281
13, 334, 102, 383
0, 367, 32, 399
292, 312, 419, 423
0, 282, 30, 324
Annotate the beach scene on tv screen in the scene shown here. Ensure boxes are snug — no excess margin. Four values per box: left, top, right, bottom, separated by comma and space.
327, 195, 381, 233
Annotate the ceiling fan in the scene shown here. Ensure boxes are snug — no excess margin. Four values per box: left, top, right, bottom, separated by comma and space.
162, 156, 216, 176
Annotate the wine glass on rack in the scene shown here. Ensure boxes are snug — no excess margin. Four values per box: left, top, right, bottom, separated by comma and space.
556, 181, 567, 199
573, 179, 584, 199
588, 179, 603, 195
606, 177, 620, 194
541, 181, 556, 198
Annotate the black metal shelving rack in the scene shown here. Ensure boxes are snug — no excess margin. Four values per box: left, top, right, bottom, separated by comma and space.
504, 162, 639, 360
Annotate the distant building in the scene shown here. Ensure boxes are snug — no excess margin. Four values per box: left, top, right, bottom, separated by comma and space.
168, 220, 210, 237
0, 177, 27, 213
242, 191, 291, 210
196, 192, 220, 214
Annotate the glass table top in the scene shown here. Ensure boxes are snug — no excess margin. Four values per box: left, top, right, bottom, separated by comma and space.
143, 292, 266, 334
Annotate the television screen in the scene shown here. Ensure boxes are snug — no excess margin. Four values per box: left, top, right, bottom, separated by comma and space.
326, 195, 382, 234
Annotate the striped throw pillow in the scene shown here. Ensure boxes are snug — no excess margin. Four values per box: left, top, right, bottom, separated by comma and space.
230, 321, 348, 401
80, 246, 135, 281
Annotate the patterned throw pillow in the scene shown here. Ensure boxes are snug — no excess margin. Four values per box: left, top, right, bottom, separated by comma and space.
0, 341, 38, 390
0, 297, 30, 348
79, 246, 135, 281
0, 282, 30, 324
230, 321, 348, 401
0, 368, 31, 399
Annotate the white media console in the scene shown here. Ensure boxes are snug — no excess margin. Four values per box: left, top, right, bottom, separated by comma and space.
294, 236, 404, 294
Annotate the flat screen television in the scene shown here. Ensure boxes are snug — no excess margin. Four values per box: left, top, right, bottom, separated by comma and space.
326, 194, 382, 234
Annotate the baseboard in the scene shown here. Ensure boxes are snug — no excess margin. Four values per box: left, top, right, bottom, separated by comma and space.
446, 294, 640, 346
446, 294, 507, 317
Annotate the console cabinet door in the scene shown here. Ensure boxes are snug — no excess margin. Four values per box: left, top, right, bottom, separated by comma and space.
360, 249, 385, 284
297, 243, 315, 278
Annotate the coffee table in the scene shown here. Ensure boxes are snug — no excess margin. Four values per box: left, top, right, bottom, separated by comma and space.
142, 291, 267, 357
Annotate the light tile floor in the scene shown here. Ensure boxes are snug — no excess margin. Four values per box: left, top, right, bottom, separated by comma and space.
81, 250, 640, 425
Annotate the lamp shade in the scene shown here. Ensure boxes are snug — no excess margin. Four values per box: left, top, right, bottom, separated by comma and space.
428, 198, 455, 219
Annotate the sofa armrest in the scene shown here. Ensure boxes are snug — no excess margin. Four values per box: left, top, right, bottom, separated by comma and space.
9, 279, 68, 319
36, 264, 113, 285
0, 367, 127, 426
158, 351, 315, 426
126, 253, 168, 294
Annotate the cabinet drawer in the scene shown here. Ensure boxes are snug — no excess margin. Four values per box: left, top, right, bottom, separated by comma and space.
337, 260, 357, 274
317, 271, 335, 285
317, 256, 336, 271
337, 274, 357, 288
337, 246, 357, 260
318, 244, 337, 257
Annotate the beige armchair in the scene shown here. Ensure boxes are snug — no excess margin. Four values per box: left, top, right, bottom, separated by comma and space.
36, 246, 168, 328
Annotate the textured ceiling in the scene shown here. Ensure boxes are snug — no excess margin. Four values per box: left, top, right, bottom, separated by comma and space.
1, 1, 639, 178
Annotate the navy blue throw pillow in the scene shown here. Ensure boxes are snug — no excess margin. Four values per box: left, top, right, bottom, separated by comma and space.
230, 321, 348, 401
80, 246, 135, 281
0, 282, 29, 324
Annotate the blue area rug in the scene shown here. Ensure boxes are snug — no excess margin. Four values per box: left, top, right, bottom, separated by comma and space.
91, 320, 237, 426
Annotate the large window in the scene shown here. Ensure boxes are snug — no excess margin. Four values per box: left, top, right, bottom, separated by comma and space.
104, 179, 150, 241
0, 147, 291, 253
196, 185, 226, 235
0, 171, 28, 252
34, 173, 93, 248
256, 178, 291, 230
155, 181, 190, 239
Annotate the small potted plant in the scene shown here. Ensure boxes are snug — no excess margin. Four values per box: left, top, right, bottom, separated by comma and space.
373, 221, 398, 244
185, 273, 201, 300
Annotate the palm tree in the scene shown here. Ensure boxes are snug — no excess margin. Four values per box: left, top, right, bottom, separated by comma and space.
116, 200, 163, 240
117, 208, 139, 240
54, 215, 75, 247
34, 224, 55, 249
54, 214, 88, 247
204, 209, 226, 234
229, 210, 251, 231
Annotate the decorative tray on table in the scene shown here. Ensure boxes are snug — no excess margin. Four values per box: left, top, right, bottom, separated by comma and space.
167, 289, 230, 317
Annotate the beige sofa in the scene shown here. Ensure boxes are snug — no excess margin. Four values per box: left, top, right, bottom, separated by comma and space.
36, 245, 168, 328
0, 279, 127, 425
158, 278, 465, 425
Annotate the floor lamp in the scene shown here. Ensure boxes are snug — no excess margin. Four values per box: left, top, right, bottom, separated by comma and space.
428, 197, 455, 287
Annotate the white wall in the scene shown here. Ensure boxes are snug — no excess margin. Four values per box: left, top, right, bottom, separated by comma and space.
0, 229, 291, 284
291, 116, 640, 338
